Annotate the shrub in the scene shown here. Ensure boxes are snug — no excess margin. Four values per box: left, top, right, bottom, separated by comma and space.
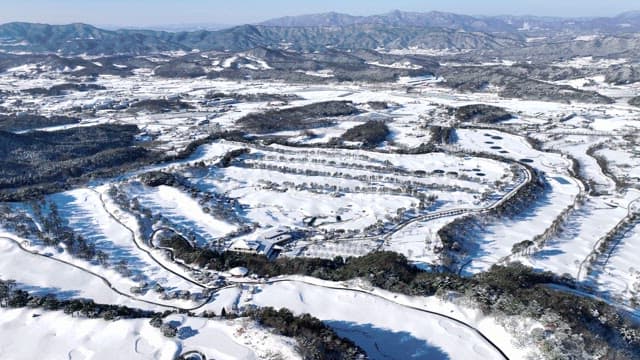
340, 120, 389, 147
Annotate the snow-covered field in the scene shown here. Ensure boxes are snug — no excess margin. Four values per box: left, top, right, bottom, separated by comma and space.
184, 142, 512, 238
523, 192, 638, 280
129, 184, 237, 246
463, 176, 580, 274
41, 187, 206, 307
207, 276, 537, 360
0, 307, 300, 360
594, 217, 640, 302
0, 235, 162, 311
2, 54, 640, 359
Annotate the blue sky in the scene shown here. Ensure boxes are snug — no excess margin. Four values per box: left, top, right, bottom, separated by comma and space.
1, 0, 638, 27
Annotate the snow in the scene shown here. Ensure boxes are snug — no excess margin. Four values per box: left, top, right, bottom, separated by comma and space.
219, 55, 272, 71
0, 235, 161, 311
385, 217, 455, 264
3, 53, 640, 358
597, 148, 640, 179
593, 203, 640, 302
455, 128, 568, 170
224, 277, 533, 360
130, 184, 237, 246
5, 64, 38, 73
229, 267, 249, 277
463, 176, 580, 274
543, 136, 616, 193
366, 61, 422, 70
574, 35, 600, 42
0, 308, 176, 360
241, 55, 272, 70
523, 194, 630, 278
297, 69, 335, 78
385, 48, 471, 56
0, 308, 300, 360
44, 188, 204, 304
554, 56, 628, 69
526, 37, 547, 43
184, 140, 512, 259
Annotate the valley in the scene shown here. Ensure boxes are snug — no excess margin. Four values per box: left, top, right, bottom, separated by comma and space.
0, 11, 640, 360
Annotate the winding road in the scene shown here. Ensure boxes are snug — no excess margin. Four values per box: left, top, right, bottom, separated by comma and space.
260, 277, 511, 360
0, 235, 207, 311
0, 133, 550, 360
329, 162, 533, 247
89, 188, 206, 289
0, 186, 515, 360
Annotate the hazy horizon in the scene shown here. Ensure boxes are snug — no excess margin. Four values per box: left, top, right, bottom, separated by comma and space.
0, 0, 639, 28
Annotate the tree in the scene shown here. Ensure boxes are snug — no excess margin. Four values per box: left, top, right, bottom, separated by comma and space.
160, 323, 178, 337
8, 290, 29, 308
96, 250, 109, 265
42, 294, 60, 310
115, 259, 130, 276
0, 280, 16, 307
102, 310, 117, 320
80, 300, 97, 317
149, 316, 163, 328
64, 300, 84, 317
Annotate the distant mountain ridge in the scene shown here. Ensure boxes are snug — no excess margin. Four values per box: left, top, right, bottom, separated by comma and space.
0, 10, 639, 56
260, 10, 516, 33
260, 10, 640, 33
0, 22, 524, 55
107, 23, 233, 32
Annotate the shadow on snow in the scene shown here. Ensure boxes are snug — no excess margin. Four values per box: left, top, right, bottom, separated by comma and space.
325, 321, 450, 360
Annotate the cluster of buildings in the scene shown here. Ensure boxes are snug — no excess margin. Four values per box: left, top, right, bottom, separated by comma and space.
228, 226, 293, 258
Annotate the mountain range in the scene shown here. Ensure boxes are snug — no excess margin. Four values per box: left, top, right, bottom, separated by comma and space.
259, 10, 640, 33
0, 10, 639, 56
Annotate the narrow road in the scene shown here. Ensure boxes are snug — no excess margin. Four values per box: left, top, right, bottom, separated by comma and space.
148, 226, 210, 276
0, 235, 207, 311
256, 277, 511, 360
0, 145, 536, 359
89, 188, 206, 289
329, 162, 532, 246
1, 232, 512, 360
2, 191, 515, 360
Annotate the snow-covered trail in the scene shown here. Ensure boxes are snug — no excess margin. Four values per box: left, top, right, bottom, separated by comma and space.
206, 276, 522, 360
250, 278, 512, 360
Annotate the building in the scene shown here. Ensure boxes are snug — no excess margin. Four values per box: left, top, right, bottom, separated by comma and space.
263, 227, 293, 245
229, 266, 249, 278
228, 227, 293, 259
229, 239, 271, 256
